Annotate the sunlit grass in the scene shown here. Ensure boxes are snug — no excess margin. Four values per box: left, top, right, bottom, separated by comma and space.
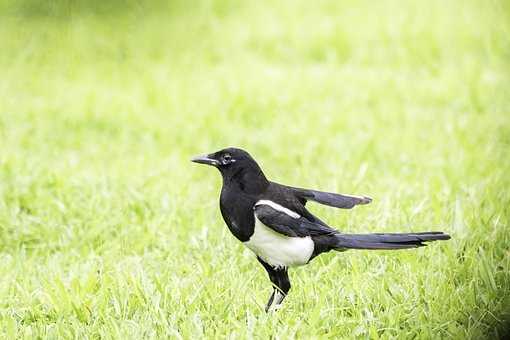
0, 0, 509, 338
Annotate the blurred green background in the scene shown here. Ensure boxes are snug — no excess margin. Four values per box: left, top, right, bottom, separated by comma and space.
0, 0, 509, 338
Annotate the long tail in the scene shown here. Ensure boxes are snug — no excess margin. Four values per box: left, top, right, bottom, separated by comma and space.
333, 231, 450, 250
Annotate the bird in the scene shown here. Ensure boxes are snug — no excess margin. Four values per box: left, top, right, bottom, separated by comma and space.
191, 147, 451, 312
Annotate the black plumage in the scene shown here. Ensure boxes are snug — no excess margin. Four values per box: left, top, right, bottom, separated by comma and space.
192, 147, 450, 312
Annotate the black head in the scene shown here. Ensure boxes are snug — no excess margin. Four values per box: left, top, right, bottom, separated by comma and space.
191, 147, 258, 174
191, 147, 269, 191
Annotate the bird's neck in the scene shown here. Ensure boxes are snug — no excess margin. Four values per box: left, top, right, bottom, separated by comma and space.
223, 166, 269, 195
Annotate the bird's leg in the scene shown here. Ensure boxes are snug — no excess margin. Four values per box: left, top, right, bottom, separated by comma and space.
267, 270, 290, 312
257, 258, 291, 312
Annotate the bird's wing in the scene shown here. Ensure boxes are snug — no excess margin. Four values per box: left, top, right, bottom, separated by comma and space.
254, 201, 338, 237
291, 187, 372, 209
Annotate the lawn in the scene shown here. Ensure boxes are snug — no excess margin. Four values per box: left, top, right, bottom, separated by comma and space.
0, 0, 509, 338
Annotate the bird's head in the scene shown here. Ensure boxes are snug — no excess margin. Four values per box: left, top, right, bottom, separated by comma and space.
191, 147, 269, 190
191, 147, 258, 174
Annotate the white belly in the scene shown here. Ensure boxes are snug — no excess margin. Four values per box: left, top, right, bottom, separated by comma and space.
244, 216, 315, 268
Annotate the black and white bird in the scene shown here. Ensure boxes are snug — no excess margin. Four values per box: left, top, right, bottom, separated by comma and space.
191, 147, 450, 312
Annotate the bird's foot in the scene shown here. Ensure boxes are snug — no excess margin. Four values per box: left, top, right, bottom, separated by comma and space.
264, 289, 285, 313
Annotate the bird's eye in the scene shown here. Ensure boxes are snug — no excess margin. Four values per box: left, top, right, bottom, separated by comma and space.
222, 154, 233, 164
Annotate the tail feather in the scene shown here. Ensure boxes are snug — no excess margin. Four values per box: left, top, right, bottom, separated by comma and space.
333, 232, 450, 250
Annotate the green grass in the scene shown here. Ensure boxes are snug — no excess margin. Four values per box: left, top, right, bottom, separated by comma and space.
1, 0, 510, 338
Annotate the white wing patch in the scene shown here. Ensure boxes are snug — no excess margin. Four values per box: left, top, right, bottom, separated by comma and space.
245, 200, 314, 268
255, 200, 300, 219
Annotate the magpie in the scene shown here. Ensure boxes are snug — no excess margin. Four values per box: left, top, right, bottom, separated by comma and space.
191, 147, 450, 312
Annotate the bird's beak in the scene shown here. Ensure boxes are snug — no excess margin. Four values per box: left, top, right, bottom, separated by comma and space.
191, 154, 219, 166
